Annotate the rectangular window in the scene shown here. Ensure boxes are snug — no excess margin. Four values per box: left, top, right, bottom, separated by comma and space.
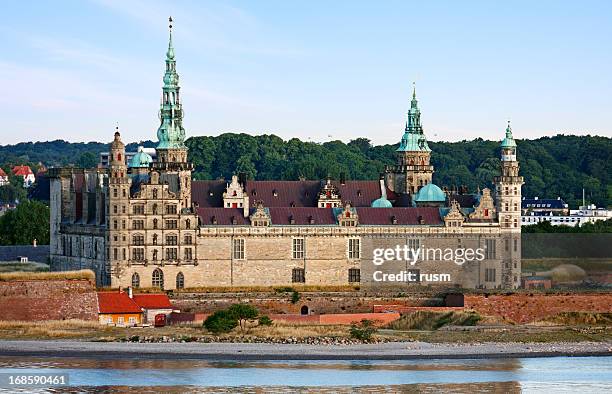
292, 268, 305, 283
348, 238, 360, 259
485, 239, 496, 259
166, 204, 177, 214
117, 316, 124, 325
166, 220, 178, 229
166, 235, 178, 245
184, 248, 192, 260
292, 238, 304, 259
513, 239, 518, 252
133, 205, 144, 215
132, 248, 144, 261
485, 268, 496, 282
133, 220, 144, 230
166, 248, 177, 260
408, 238, 420, 251
232, 239, 245, 260
184, 234, 192, 245
348, 268, 360, 283
128, 317, 136, 324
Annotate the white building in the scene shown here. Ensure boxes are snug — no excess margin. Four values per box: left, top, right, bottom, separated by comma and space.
522, 204, 611, 227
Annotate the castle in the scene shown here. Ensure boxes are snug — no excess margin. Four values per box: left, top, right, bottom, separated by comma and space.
49, 20, 523, 290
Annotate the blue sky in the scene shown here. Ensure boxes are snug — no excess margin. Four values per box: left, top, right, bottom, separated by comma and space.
2, 0, 611, 145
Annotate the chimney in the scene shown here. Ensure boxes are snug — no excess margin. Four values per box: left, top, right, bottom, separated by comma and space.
128, 286, 133, 299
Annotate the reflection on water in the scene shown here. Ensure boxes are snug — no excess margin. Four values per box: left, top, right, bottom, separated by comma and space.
0, 356, 609, 392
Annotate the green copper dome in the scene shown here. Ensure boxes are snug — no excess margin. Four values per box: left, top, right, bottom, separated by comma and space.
371, 196, 393, 208
414, 183, 446, 202
501, 121, 517, 149
396, 84, 431, 152
129, 146, 153, 168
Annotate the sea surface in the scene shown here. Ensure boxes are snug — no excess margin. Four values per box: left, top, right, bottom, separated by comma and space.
0, 356, 610, 393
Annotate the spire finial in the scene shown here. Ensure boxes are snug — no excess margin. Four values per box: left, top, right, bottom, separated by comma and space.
166, 16, 175, 59
412, 82, 416, 99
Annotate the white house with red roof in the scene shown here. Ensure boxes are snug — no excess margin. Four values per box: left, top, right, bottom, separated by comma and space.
0, 168, 8, 186
12, 165, 35, 187
132, 291, 175, 323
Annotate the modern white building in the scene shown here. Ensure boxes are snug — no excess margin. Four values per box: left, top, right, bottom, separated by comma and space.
522, 204, 611, 227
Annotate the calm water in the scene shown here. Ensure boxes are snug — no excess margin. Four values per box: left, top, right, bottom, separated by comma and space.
0, 356, 610, 393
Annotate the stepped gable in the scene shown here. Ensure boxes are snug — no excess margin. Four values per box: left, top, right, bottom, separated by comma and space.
356, 207, 442, 225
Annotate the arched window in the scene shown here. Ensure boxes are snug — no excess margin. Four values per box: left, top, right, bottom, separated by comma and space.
152, 233, 158, 245
131, 273, 140, 288
153, 218, 158, 229
152, 203, 158, 214
186, 219, 190, 229
152, 268, 164, 289
118, 153, 122, 162
176, 272, 184, 289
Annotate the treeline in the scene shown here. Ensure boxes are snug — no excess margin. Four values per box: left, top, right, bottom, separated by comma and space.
1, 134, 609, 208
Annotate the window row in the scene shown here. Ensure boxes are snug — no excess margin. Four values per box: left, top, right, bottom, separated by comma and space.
132, 270, 184, 290
231, 238, 361, 260
292, 268, 361, 283
131, 234, 193, 246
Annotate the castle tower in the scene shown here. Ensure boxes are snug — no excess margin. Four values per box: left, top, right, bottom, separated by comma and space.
494, 121, 524, 288
154, 17, 193, 210
385, 84, 434, 195
107, 128, 130, 286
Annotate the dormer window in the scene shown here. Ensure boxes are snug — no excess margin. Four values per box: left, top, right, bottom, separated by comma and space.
231, 216, 237, 225
208, 190, 213, 196
273, 189, 278, 197
232, 190, 237, 196
290, 201, 296, 207
211, 216, 217, 225
391, 215, 398, 225
418, 215, 424, 224
308, 216, 315, 225
289, 215, 295, 225
357, 190, 362, 197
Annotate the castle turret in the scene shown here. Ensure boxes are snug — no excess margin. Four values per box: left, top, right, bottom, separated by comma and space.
494, 121, 524, 288
385, 84, 434, 195
107, 128, 130, 283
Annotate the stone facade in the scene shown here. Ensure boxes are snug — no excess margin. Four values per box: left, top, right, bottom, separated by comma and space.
49, 20, 523, 291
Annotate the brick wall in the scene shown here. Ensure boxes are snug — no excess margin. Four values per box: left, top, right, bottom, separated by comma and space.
464, 293, 612, 324
0, 279, 98, 321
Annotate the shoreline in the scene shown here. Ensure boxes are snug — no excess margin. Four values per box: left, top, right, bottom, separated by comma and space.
0, 340, 610, 360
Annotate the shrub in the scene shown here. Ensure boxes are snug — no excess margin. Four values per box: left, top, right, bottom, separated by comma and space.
227, 303, 259, 332
204, 310, 238, 334
258, 315, 273, 326
349, 319, 377, 341
291, 290, 300, 304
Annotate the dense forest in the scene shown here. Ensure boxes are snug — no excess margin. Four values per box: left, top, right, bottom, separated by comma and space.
0, 134, 609, 208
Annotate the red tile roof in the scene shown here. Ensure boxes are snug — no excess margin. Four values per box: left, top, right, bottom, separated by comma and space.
192, 180, 384, 208
268, 207, 337, 225
97, 291, 142, 314
196, 207, 249, 225
132, 294, 173, 309
356, 207, 443, 225
12, 165, 33, 177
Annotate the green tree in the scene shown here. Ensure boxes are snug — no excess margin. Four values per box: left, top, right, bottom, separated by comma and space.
203, 310, 238, 334
0, 200, 50, 245
77, 152, 98, 168
0, 184, 27, 203
227, 303, 259, 332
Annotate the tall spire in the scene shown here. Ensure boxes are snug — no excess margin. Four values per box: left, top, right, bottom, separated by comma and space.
156, 16, 186, 150
397, 83, 430, 152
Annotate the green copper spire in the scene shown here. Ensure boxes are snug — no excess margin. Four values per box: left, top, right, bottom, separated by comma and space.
501, 120, 517, 148
157, 16, 186, 150
397, 83, 431, 152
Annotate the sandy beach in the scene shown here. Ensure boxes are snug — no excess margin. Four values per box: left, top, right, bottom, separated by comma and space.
0, 340, 610, 360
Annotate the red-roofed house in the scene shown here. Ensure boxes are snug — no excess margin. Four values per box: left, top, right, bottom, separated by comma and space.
97, 290, 143, 326
0, 168, 8, 186
12, 166, 35, 187
132, 293, 175, 323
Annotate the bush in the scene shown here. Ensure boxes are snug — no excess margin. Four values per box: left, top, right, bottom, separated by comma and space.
349, 319, 377, 341
258, 315, 273, 326
227, 304, 259, 332
291, 290, 300, 304
203, 310, 238, 333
